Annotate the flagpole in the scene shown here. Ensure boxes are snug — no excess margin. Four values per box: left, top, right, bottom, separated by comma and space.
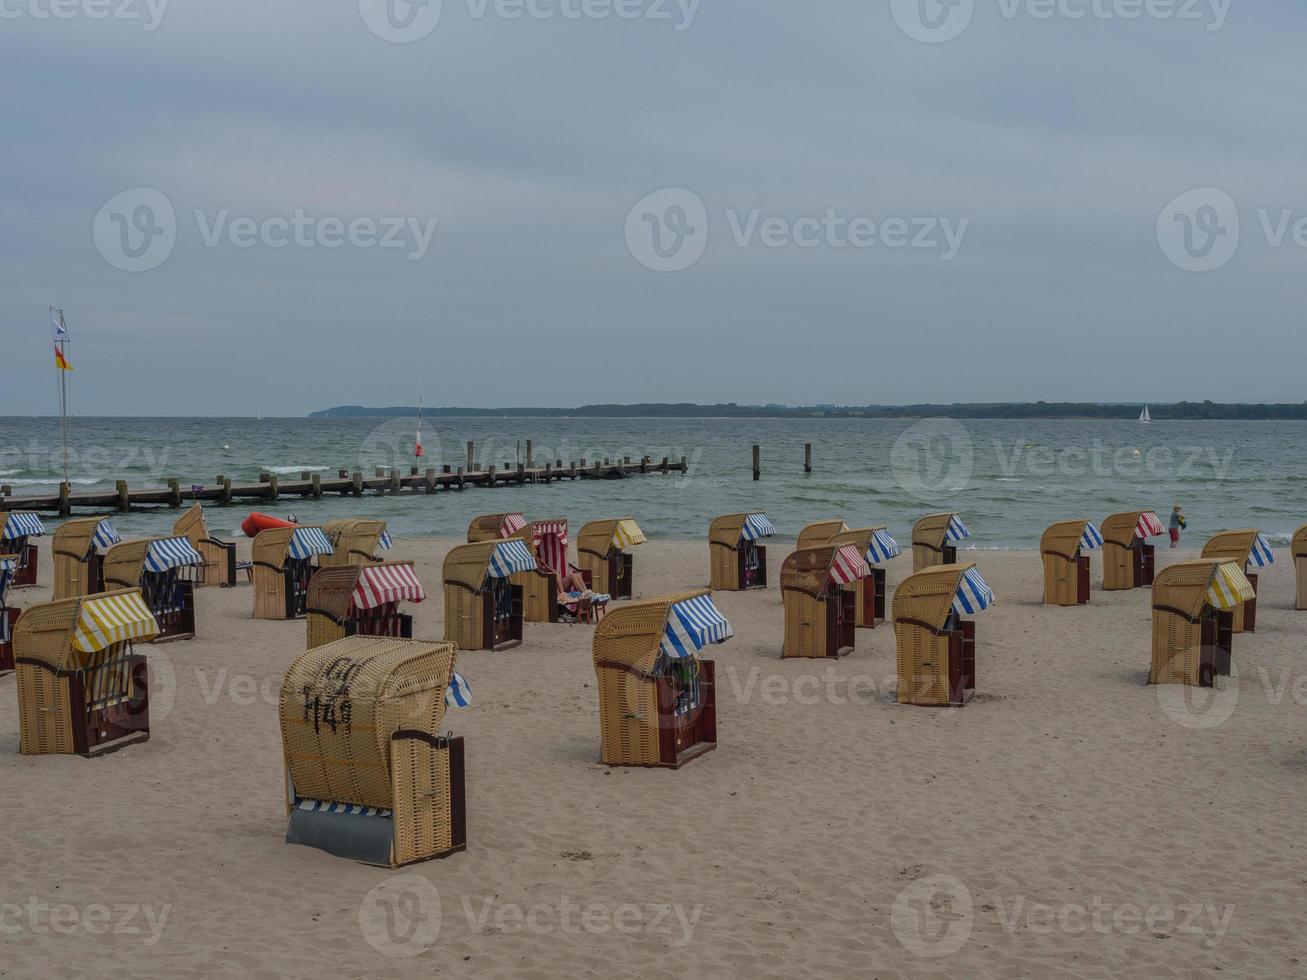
59, 337, 69, 484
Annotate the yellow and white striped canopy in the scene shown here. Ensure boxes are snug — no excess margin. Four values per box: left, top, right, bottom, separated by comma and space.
1207, 563, 1256, 611
73, 591, 160, 653
612, 519, 646, 550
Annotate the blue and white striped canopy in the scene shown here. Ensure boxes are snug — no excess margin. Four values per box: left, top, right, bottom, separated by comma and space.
660, 594, 734, 660
740, 513, 777, 541
0, 556, 14, 598
866, 529, 902, 564
378, 530, 394, 551
144, 537, 205, 573
446, 671, 472, 708
92, 519, 123, 551
487, 539, 536, 579
1250, 533, 1275, 567
945, 515, 970, 542
288, 526, 335, 560
951, 566, 995, 616
1080, 521, 1104, 552
3, 513, 45, 540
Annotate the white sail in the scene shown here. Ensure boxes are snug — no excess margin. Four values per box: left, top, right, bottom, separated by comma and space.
1139, 406, 1152, 423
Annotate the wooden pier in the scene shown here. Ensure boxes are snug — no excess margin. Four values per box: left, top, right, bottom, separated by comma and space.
0, 455, 688, 517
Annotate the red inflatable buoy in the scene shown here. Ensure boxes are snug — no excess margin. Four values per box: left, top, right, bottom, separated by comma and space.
241, 512, 297, 538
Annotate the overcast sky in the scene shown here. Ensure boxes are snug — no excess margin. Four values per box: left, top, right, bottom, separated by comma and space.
2, 0, 1303, 415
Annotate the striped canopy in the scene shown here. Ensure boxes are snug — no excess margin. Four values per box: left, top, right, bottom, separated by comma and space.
289, 526, 335, 560
92, 519, 123, 551
1250, 533, 1275, 568
1136, 512, 1164, 539
741, 514, 777, 541
72, 591, 160, 653
945, 515, 970, 542
446, 671, 473, 708
377, 530, 394, 551
352, 563, 426, 610
829, 544, 869, 585
534, 520, 570, 577
500, 514, 527, 537
1207, 563, 1256, 611
660, 594, 734, 660
612, 519, 646, 549
1080, 521, 1104, 552
487, 540, 537, 579
3, 513, 45, 540
866, 529, 902, 564
144, 537, 205, 573
951, 566, 995, 616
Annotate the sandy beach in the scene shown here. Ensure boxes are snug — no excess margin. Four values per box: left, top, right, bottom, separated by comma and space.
2, 535, 1304, 979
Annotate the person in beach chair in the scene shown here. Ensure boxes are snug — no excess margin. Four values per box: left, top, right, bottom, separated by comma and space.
556, 568, 610, 624
1170, 505, 1187, 550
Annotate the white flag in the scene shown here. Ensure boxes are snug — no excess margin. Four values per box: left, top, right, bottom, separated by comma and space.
50, 306, 68, 337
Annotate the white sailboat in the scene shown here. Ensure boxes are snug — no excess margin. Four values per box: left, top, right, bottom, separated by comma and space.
1138, 406, 1152, 424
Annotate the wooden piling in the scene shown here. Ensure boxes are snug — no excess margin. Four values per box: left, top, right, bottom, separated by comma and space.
58, 482, 71, 516
352, 472, 363, 498
167, 479, 181, 508
467, 442, 475, 472
311, 474, 322, 498
268, 475, 279, 500
424, 468, 435, 493
753, 445, 761, 481
221, 477, 232, 504
116, 480, 130, 512
805, 443, 812, 474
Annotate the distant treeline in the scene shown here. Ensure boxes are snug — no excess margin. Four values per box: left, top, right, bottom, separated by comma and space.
310, 401, 1307, 421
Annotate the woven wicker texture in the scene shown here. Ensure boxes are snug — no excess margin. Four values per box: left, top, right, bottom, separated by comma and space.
1151, 560, 1229, 685
892, 564, 972, 706
253, 526, 320, 620
321, 519, 387, 569
390, 736, 456, 864
592, 590, 706, 766
1295, 525, 1307, 611
830, 528, 883, 628
892, 563, 970, 634
174, 504, 233, 588
912, 513, 956, 571
1041, 519, 1090, 606
780, 546, 839, 598
101, 539, 150, 590
1101, 511, 1144, 590
443, 542, 499, 592
1100, 511, 1144, 547
577, 520, 616, 594
1040, 520, 1090, 560
708, 515, 749, 590
1201, 529, 1258, 565
1153, 559, 1228, 622
305, 561, 423, 649
52, 517, 101, 600
796, 520, 848, 550
279, 636, 456, 810
467, 514, 518, 543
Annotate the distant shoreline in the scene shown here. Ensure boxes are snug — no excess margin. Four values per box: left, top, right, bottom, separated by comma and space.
309, 402, 1307, 422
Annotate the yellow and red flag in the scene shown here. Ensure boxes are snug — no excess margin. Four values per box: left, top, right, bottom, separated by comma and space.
54, 345, 73, 371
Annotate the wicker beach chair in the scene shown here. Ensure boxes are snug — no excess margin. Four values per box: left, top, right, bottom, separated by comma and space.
911, 513, 970, 572
102, 536, 204, 642
280, 636, 471, 866
321, 518, 389, 569
781, 545, 868, 659
252, 525, 335, 620
1150, 560, 1254, 687
0, 555, 18, 675
577, 518, 646, 600
1295, 526, 1307, 611
830, 526, 901, 628
174, 504, 238, 587
796, 520, 848, 550
893, 563, 995, 706
592, 590, 732, 768
442, 539, 537, 650
1200, 530, 1274, 633
1040, 519, 1103, 606
1101, 511, 1163, 591
708, 513, 776, 591
15, 588, 159, 756
51, 516, 121, 600
305, 561, 426, 650
467, 513, 528, 542
0, 511, 46, 588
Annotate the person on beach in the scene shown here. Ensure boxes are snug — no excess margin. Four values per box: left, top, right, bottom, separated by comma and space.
1169, 505, 1186, 549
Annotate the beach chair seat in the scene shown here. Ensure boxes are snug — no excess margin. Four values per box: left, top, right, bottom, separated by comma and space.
893, 563, 994, 706
577, 519, 645, 600
1150, 560, 1253, 687
442, 540, 534, 650
781, 545, 867, 659
174, 504, 239, 587
709, 514, 776, 591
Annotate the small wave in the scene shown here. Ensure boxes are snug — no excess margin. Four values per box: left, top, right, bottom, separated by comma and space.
994, 478, 1022, 483
264, 465, 330, 475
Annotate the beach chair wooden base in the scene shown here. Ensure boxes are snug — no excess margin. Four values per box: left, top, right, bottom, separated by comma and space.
18, 654, 151, 757
1297, 556, 1307, 610
597, 661, 718, 769
783, 587, 856, 659
198, 539, 238, 588
0, 608, 18, 674
897, 619, 976, 707
849, 568, 886, 628
519, 569, 559, 624
1151, 609, 1233, 688
1231, 573, 1257, 633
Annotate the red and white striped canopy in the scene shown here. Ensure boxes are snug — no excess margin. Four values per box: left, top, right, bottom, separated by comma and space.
500, 514, 528, 537
533, 520, 570, 578
1136, 512, 1164, 539
829, 544, 869, 585
351, 563, 427, 610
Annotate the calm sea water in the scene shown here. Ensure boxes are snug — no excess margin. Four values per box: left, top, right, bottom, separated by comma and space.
0, 416, 1302, 548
